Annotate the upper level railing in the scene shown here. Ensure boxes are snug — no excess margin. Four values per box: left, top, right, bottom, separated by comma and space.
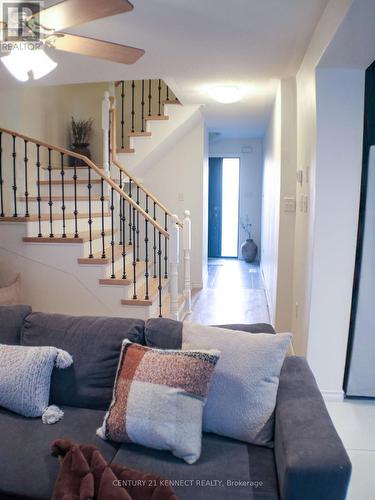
114, 79, 178, 150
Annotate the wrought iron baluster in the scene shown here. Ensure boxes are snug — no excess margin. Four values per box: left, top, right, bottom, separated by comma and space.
136, 186, 140, 262
164, 212, 168, 278
158, 231, 162, 317
122, 197, 127, 279
166, 84, 170, 102
0, 132, 3, 217
23, 140, 29, 217
119, 170, 123, 245
87, 165, 93, 258
141, 80, 145, 133
121, 81, 125, 149
153, 201, 157, 278
144, 195, 149, 300
47, 148, 54, 237
158, 79, 162, 116
100, 179, 106, 258
131, 80, 135, 133
128, 179, 132, 245
73, 162, 79, 237
148, 79, 152, 117
110, 187, 115, 278
132, 205, 137, 298
60, 152, 66, 238
36, 144, 42, 237
12, 135, 17, 217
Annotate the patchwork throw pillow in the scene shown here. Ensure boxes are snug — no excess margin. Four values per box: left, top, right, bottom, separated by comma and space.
0, 344, 73, 424
97, 340, 220, 464
145, 319, 292, 446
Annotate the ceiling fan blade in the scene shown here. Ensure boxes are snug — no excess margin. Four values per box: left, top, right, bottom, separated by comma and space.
31, 0, 133, 32
49, 33, 145, 65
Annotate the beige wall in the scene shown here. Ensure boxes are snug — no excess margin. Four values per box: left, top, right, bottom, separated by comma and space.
142, 118, 207, 289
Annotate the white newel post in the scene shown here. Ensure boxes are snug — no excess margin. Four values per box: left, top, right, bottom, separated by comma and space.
102, 91, 110, 175
169, 214, 180, 320
183, 210, 192, 314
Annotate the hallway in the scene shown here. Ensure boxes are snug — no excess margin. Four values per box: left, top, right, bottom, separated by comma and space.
187, 258, 270, 325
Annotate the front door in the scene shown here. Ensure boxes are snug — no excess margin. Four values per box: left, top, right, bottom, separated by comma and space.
208, 157, 223, 258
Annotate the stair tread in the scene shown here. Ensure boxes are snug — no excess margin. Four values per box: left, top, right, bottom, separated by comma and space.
23, 230, 109, 244
121, 277, 168, 306
145, 115, 169, 121
78, 243, 134, 264
128, 132, 152, 137
162, 99, 181, 105
117, 148, 135, 154
99, 260, 147, 284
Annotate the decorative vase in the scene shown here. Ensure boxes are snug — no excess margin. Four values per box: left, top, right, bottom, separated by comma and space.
69, 143, 91, 167
241, 239, 258, 263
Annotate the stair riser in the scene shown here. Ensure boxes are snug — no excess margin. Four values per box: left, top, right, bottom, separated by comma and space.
24, 216, 112, 236
17, 200, 108, 214
38, 183, 103, 197
82, 235, 112, 256
41, 169, 103, 182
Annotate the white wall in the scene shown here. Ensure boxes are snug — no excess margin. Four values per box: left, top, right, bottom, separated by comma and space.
209, 138, 263, 258
261, 78, 297, 331
306, 67, 365, 395
141, 116, 207, 289
261, 84, 281, 322
292, 0, 352, 356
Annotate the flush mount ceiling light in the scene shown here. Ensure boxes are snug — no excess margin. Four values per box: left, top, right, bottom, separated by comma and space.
209, 85, 244, 104
1, 47, 58, 82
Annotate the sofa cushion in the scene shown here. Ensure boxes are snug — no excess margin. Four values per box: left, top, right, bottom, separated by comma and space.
113, 433, 279, 500
145, 318, 275, 349
0, 304, 31, 344
21, 312, 145, 410
0, 406, 119, 500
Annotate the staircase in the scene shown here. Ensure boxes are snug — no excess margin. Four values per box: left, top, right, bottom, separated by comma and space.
0, 80, 192, 320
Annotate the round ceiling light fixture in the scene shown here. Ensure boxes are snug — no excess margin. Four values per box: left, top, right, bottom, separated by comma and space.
209, 85, 244, 104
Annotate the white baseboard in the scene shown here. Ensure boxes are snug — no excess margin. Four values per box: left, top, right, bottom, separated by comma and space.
321, 390, 345, 402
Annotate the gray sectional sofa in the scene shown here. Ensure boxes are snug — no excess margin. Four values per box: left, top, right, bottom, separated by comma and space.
0, 305, 351, 500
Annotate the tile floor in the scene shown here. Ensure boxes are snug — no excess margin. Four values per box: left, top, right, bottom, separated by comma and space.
326, 399, 375, 500
187, 258, 270, 325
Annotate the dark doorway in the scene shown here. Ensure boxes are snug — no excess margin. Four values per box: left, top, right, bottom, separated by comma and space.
208, 157, 240, 258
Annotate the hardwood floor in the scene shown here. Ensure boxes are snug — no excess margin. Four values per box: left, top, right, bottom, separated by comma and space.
186, 258, 270, 325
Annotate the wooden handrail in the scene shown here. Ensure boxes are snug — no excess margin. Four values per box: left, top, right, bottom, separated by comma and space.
109, 107, 183, 228
0, 126, 169, 238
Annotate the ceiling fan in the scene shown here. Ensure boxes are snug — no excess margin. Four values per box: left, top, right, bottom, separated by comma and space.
0, 0, 145, 81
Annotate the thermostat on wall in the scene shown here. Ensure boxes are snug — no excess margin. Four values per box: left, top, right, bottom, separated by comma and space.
241, 146, 253, 154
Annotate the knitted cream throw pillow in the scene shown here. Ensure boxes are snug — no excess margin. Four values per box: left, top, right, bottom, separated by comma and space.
0, 344, 73, 424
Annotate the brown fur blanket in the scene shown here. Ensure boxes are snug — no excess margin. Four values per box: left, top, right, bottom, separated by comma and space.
51, 439, 179, 500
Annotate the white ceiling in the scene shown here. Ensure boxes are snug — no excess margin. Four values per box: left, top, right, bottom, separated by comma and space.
0, 0, 329, 138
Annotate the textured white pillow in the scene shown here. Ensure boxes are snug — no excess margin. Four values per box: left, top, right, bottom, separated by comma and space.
181, 323, 292, 446
0, 344, 73, 423
0, 275, 21, 305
